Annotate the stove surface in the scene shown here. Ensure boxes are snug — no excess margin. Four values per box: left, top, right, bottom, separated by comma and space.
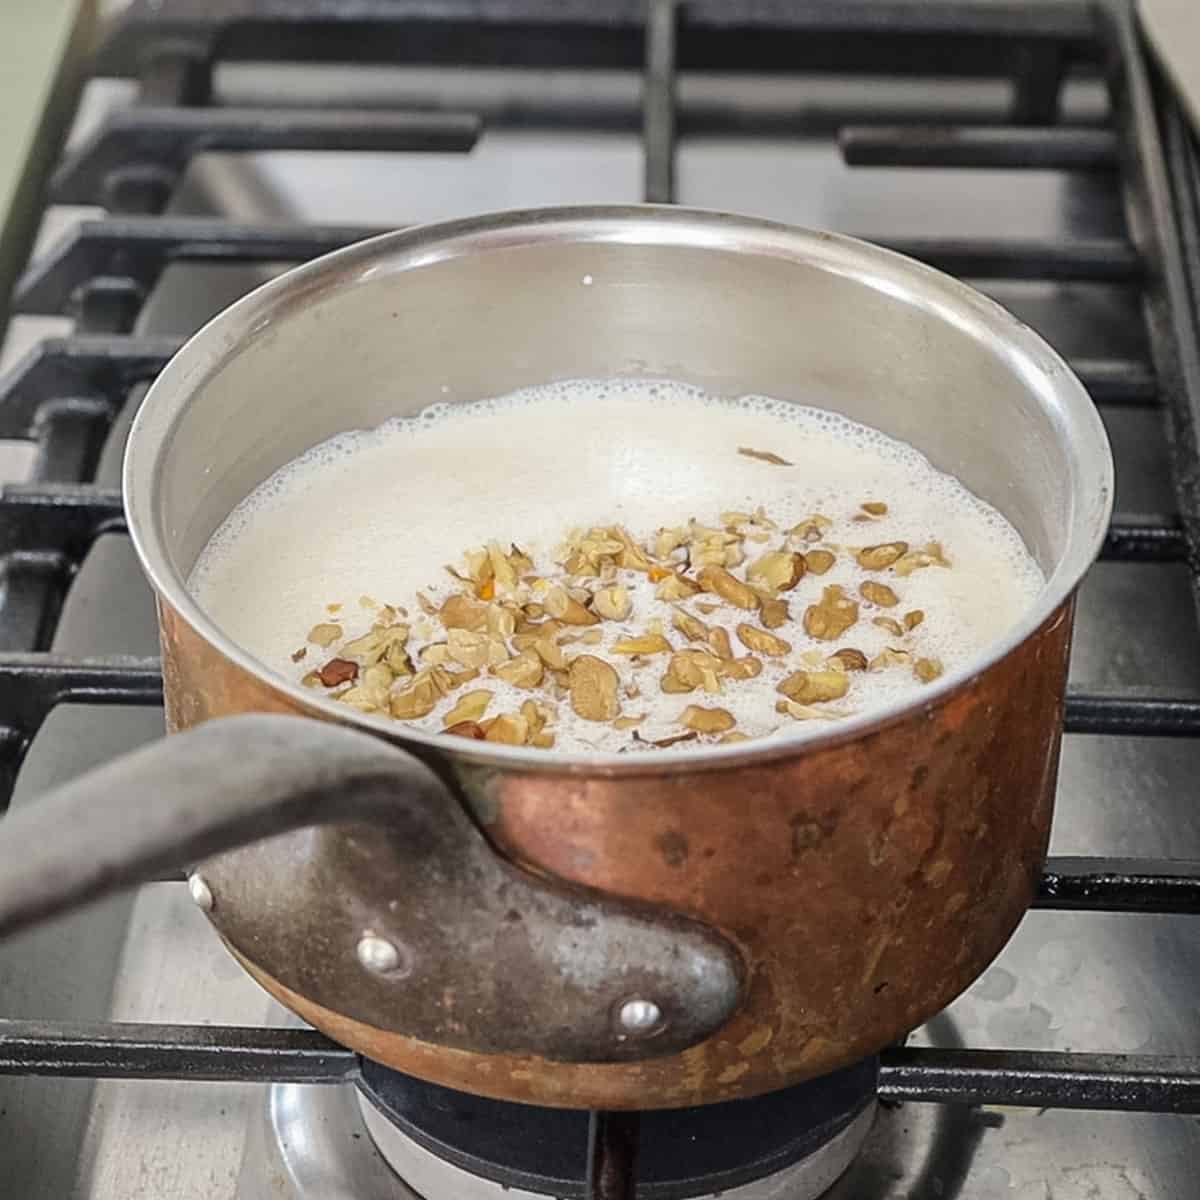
1, 19, 1199, 1200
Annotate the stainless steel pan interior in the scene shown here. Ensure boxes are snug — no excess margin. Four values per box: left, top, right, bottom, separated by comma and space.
124, 204, 1114, 770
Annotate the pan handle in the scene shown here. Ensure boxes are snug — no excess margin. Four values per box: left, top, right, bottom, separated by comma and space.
0, 713, 444, 936
0, 714, 744, 1061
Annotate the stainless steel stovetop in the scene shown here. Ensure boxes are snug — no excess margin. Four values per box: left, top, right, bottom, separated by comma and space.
2, 3, 1200, 1197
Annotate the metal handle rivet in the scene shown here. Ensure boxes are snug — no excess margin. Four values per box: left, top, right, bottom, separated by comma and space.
356, 933, 405, 975
186, 873, 214, 912
618, 998, 663, 1034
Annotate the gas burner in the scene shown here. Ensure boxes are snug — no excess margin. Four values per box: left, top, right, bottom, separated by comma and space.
353, 1058, 877, 1200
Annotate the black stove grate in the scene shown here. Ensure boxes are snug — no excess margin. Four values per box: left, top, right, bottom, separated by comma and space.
2, 0, 1200, 1158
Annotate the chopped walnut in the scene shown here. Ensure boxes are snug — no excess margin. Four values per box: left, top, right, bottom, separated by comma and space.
856, 542, 908, 570
777, 670, 850, 704
443, 689, 493, 727
318, 658, 358, 687
746, 550, 806, 593
679, 705, 737, 734
804, 586, 859, 641
569, 655, 620, 721
736, 623, 791, 656
859, 580, 899, 608
914, 657, 944, 683
307, 622, 342, 648
805, 548, 836, 575
295, 500, 963, 753
829, 648, 868, 672
593, 585, 632, 621
697, 565, 759, 610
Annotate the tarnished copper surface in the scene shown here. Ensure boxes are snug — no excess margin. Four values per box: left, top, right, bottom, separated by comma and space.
159, 596, 1071, 1110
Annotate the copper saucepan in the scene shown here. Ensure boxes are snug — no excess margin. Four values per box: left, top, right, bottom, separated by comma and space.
0, 206, 1113, 1110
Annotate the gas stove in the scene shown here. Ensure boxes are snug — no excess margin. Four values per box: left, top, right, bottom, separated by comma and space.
3, 1, 1200, 1197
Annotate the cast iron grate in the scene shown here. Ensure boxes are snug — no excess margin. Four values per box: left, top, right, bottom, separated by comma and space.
1, 0, 1200, 1173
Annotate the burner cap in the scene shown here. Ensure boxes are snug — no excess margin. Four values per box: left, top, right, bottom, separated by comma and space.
357, 1056, 877, 1199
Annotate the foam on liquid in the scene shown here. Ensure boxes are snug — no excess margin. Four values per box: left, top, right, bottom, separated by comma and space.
191, 380, 1044, 752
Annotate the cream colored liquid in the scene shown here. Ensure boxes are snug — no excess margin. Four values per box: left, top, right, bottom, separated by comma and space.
191, 380, 1044, 751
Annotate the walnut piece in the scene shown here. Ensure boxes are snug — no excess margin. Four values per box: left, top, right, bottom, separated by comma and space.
593, 585, 632, 621
759, 596, 790, 629
569, 655, 620, 721
445, 721, 486, 739
805, 548, 836, 575
736, 623, 791, 656
318, 658, 358, 687
914, 657, 944, 683
671, 608, 709, 643
661, 649, 724, 695
856, 542, 908, 570
492, 649, 545, 689
746, 550, 807, 593
697, 565, 759, 610
440, 594, 487, 631
307, 623, 342, 648
895, 541, 951, 576
722, 655, 763, 681
656, 572, 701, 601
803, 585, 859, 641
829, 648, 868, 672
777, 670, 850, 704
442, 689, 493, 727
390, 673, 440, 719
859, 580, 899, 608
612, 633, 673, 656
708, 627, 734, 660
680, 705, 737, 734
485, 712, 530, 745
738, 446, 792, 466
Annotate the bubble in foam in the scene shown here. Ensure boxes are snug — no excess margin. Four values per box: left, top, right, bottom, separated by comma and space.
191, 377, 1044, 754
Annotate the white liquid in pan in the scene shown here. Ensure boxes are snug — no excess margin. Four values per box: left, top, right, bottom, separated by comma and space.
190, 380, 1044, 752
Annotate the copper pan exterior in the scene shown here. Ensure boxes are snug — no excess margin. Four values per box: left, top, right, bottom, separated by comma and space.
129, 207, 1113, 1109
161, 593, 1070, 1108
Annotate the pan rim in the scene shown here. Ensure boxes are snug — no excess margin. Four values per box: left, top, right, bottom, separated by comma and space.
123, 203, 1113, 775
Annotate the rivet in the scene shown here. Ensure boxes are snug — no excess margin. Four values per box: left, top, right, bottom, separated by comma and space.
187, 873, 214, 912
618, 998, 663, 1034
356, 933, 405, 975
